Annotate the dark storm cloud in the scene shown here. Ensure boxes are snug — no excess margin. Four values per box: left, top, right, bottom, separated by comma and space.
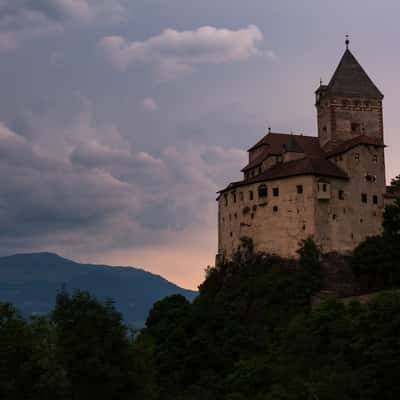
0, 112, 246, 255
0, 0, 127, 50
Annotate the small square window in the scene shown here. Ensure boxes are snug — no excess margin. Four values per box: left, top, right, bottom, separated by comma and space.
338, 190, 345, 200
373, 195, 378, 205
361, 193, 367, 203
351, 123, 360, 133
249, 191, 254, 201
273, 206, 278, 213
297, 185, 303, 194
273, 187, 279, 197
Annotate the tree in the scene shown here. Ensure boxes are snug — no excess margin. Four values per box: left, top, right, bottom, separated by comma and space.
52, 289, 135, 400
383, 198, 400, 238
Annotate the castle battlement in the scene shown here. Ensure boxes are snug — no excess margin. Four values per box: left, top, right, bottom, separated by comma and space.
217, 43, 388, 259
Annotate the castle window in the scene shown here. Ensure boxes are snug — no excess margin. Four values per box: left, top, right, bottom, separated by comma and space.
230, 232, 233, 237
339, 190, 345, 200
258, 185, 268, 198
355, 153, 360, 161
251, 170, 255, 177
239, 192, 244, 201
297, 185, 303, 194
332, 214, 337, 220
232, 192, 237, 203
273, 206, 279, 213
224, 194, 228, 206
323, 126, 327, 132
365, 174, 373, 183
258, 167, 262, 175
361, 193, 368, 203
322, 183, 327, 192
249, 191, 254, 201
234, 213, 238, 219
373, 195, 378, 205
373, 155, 378, 163
273, 187, 279, 197
351, 123, 360, 133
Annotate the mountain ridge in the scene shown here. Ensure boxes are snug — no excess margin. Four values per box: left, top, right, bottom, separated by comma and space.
0, 252, 197, 327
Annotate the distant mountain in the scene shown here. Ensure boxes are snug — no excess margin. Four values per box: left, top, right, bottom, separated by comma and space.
0, 252, 197, 327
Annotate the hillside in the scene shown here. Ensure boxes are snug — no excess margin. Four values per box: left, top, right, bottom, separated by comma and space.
0, 252, 197, 327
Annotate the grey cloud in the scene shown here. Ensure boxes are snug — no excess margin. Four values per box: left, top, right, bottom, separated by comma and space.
98, 25, 264, 78
0, 110, 246, 257
0, 0, 127, 50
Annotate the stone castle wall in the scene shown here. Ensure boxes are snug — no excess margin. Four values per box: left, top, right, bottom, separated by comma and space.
218, 144, 386, 259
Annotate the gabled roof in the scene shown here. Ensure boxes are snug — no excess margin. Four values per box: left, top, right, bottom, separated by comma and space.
220, 156, 348, 193
243, 133, 324, 172
326, 49, 383, 99
325, 135, 385, 157
283, 135, 303, 153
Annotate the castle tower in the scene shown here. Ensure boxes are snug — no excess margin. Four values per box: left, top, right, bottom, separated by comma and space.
316, 40, 384, 149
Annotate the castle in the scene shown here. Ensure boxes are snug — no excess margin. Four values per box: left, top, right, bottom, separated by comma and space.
217, 40, 390, 260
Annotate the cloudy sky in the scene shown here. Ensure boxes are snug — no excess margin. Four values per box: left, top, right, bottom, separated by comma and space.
1, 0, 399, 289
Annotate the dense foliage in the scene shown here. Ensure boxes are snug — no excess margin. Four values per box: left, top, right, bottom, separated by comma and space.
1, 215, 400, 398
351, 198, 400, 287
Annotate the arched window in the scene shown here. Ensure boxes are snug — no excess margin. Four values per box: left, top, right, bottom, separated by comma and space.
258, 184, 268, 198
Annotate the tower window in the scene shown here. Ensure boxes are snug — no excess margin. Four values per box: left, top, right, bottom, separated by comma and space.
355, 153, 360, 161
297, 185, 303, 194
361, 193, 368, 203
232, 192, 237, 203
373, 195, 378, 205
239, 192, 244, 201
258, 185, 268, 198
224, 195, 228, 206
351, 123, 360, 133
373, 155, 378, 163
273, 187, 280, 197
338, 190, 345, 200
273, 206, 279, 213
249, 191, 254, 201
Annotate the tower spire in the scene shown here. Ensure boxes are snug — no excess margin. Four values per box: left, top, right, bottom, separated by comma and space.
345, 34, 350, 50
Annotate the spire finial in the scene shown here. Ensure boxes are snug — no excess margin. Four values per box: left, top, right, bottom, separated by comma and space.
268, 126, 271, 133
345, 34, 350, 49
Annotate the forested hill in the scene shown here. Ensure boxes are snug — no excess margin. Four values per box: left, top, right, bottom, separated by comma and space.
0, 252, 196, 327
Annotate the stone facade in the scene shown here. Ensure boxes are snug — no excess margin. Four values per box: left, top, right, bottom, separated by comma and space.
217, 44, 389, 260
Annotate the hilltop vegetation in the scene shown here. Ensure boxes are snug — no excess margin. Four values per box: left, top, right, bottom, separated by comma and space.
1, 192, 400, 399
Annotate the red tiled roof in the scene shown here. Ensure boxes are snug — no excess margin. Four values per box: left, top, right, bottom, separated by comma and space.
325, 135, 385, 158
243, 133, 324, 172
219, 156, 348, 193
